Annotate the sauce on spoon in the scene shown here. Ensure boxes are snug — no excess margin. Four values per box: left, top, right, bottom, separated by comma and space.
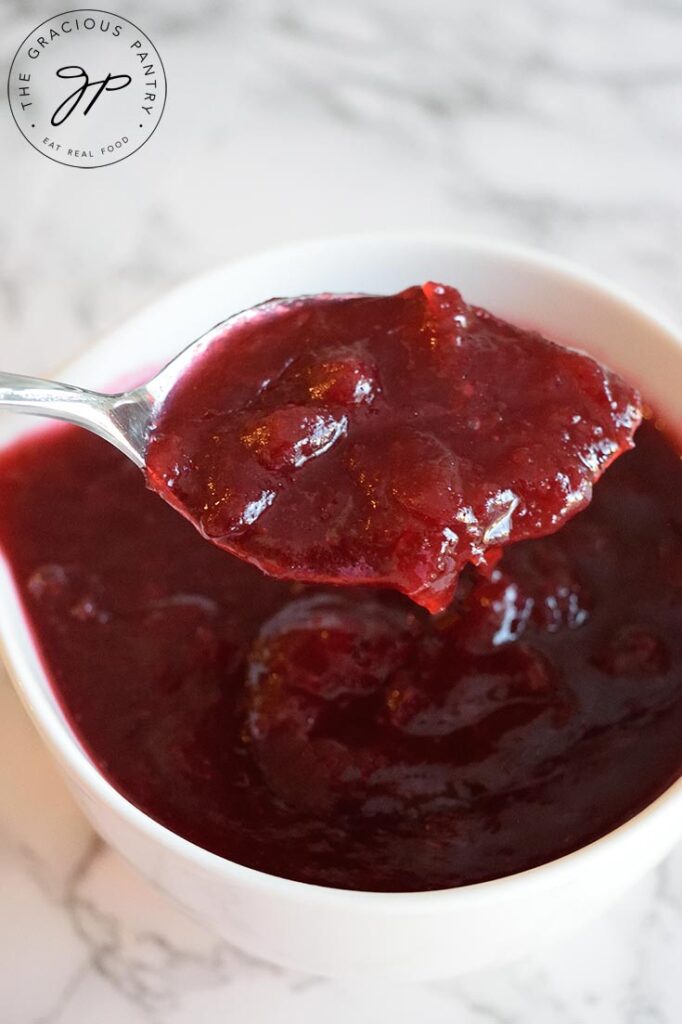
146, 284, 641, 612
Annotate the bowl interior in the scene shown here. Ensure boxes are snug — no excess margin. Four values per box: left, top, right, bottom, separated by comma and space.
1, 232, 681, 881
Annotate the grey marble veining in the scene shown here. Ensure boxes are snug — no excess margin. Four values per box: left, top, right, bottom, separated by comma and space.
0, 0, 681, 1019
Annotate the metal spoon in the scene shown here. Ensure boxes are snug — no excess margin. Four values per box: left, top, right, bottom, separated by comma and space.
0, 301, 279, 468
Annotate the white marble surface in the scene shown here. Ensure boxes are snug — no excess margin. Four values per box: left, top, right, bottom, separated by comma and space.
1, 0, 682, 1019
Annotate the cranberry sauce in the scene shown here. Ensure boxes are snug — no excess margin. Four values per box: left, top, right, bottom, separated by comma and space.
0, 420, 679, 892
146, 285, 641, 613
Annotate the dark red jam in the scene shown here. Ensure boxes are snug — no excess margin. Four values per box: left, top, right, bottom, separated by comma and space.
146, 285, 641, 613
0, 419, 680, 891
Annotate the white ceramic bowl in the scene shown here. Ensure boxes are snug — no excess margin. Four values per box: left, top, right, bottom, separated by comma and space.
1, 234, 681, 981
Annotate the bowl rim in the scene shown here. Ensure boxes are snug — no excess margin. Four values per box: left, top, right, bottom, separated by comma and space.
2, 229, 682, 910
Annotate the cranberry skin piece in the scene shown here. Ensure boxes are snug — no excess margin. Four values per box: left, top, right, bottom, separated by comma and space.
305, 357, 379, 406
245, 595, 417, 812
241, 405, 349, 472
247, 593, 415, 709
385, 643, 563, 737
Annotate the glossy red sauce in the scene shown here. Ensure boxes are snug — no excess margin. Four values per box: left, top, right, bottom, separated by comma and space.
146, 285, 641, 613
0, 420, 680, 891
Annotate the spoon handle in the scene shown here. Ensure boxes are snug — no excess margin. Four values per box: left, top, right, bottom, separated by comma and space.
0, 372, 150, 468
0, 371, 104, 417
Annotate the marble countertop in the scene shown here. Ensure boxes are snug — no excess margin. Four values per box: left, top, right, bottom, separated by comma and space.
1, 0, 682, 1019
